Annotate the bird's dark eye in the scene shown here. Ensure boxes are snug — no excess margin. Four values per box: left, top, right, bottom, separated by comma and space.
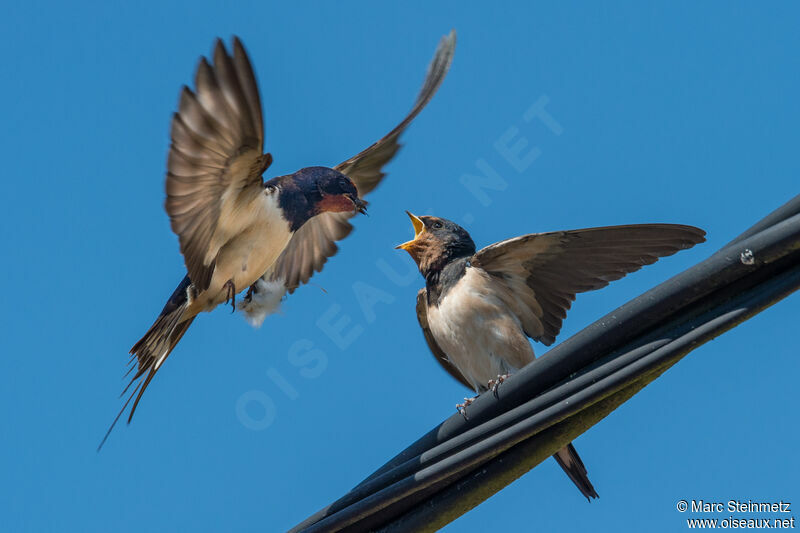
338, 177, 349, 188
432, 221, 443, 229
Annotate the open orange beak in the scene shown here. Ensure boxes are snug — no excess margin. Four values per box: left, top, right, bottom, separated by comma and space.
395, 211, 425, 251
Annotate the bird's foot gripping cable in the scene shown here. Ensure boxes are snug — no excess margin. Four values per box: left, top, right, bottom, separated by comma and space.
488, 374, 510, 398
456, 396, 476, 419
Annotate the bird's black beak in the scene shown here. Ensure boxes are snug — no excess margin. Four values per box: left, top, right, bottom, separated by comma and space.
349, 194, 368, 215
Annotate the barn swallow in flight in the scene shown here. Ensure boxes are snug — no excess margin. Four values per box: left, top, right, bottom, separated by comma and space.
397, 212, 705, 499
101, 33, 455, 448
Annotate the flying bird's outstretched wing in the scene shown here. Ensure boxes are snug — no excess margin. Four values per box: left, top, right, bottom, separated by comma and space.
415, 289, 474, 390
100, 38, 269, 449
471, 224, 706, 346
165, 37, 269, 291
264, 31, 457, 294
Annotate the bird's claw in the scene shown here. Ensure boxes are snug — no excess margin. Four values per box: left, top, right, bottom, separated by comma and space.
456, 396, 476, 419
488, 374, 510, 398
244, 283, 256, 303
224, 279, 237, 313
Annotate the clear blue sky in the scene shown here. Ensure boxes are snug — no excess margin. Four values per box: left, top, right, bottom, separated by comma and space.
2, 2, 798, 531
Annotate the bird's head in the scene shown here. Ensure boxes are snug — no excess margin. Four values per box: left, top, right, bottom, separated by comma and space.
296, 166, 367, 216
396, 212, 475, 276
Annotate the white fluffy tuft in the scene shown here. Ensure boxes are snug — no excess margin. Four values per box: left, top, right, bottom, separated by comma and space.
237, 278, 287, 328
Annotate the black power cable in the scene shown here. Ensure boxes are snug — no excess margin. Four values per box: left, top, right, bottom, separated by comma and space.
291, 195, 800, 533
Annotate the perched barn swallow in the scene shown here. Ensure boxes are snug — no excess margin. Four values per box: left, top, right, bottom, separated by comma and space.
397, 212, 706, 499
101, 33, 456, 448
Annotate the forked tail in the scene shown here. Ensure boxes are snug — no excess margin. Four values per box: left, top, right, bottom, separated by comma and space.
98, 276, 195, 450
553, 442, 599, 500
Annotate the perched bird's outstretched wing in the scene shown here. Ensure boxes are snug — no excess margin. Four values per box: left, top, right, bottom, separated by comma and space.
415, 289, 474, 391
165, 37, 269, 291
266, 31, 456, 293
472, 224, 706, 345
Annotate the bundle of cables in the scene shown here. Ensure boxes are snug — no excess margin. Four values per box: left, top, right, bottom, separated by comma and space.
292, 195, 800, 532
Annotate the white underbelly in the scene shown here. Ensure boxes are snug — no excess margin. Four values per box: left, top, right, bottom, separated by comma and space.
427, 268, 535, 392
213, 226, 292, 291
198, 192, 293, 310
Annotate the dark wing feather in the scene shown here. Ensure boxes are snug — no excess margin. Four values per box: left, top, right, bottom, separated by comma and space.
267, 31, 456, 292
472, 224, 706, 345
335, 30, 457, 196
415, 289, 473, 390
165, 37, 266, 290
